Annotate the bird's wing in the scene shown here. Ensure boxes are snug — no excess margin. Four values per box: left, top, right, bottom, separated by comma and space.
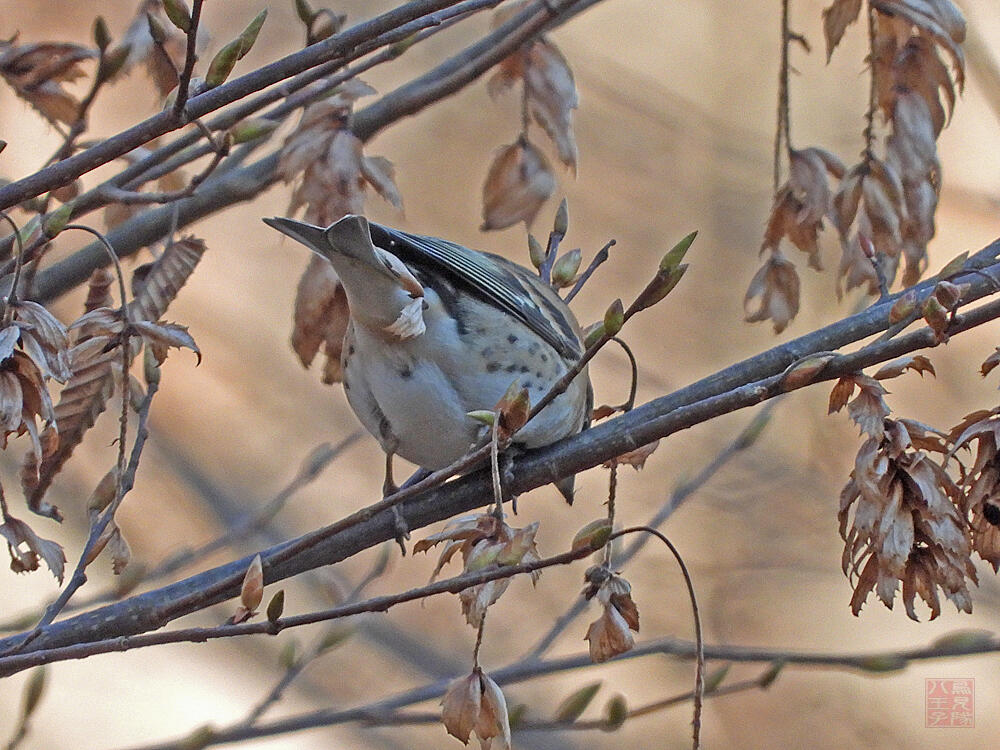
368, 223, 584, 360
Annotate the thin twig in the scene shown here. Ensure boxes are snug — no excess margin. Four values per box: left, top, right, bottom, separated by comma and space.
618, 526, 703, 750
774, 0, 792, 191
563, 238, 613, 303
0, 544, 596, 675
527, 402, 776, 658
173, 0, 205, 117
110, 630, 1000, 750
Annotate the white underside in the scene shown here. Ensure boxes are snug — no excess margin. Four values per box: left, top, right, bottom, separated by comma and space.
342, 293, 588, 470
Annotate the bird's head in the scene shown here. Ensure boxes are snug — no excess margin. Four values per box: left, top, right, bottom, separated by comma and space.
264, 214, 426, 339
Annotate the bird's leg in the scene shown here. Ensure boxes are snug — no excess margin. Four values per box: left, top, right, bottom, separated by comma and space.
382, 451, 398, 496
382, 451, 410, 555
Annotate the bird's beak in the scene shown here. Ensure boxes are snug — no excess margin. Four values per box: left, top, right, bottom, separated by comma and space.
262, 216, 330, 250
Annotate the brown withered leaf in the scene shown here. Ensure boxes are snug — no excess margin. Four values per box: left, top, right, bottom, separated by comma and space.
744, 252, 800, 333
442, 671, 511, 750
846, 374, 891, 439
585, 604, 635, 663
278, 84, 381, 225
763, 187, 822, 268
591, 403, 617, 421
890, 92, 938, 176
841, 419, 973, 619
129, 237, 207, 321
873, 354, 935, 380
481, 138, 555, 231
360, 155, 402, 210
118, 0, 192, 97
292, 256, 350, 383
0, 513, 66, 582
822, 0, 863, 61
872, 1, 965, 89
25, 238, 206, 509
981, 348, 1000, 378
0, 39, 95, 124
523, 40, 578, 170
129, 320, 200, 365
832, 168, 863, 237
837, 233, 880, 298
603, 440, 659, 470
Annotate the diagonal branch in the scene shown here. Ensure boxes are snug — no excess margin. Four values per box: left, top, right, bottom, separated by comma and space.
3, 240, 1000, 658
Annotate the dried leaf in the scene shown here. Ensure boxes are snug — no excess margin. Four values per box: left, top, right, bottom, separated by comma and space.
26, 238, 205, 509
744, 252, 800, 333
603, 440, 659, 469
238, 554, 264, 618
0, 39, 95, 125
873, 354, 935, 380
360, 155, 403, 210
524, 40, 578, 170
130, 320, 200, 364
783, 353, 837, 390
0, 514, 66, 582
981, 348, 1000, 378
822, 0, 863, 60
481, 139, 555, 230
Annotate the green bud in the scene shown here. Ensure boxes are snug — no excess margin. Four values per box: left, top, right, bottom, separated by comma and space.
236, 9, 268, 60
630, 264, 688, 314
266, 589, 285, 623
937, 250, 969, 279
93, 16, 112, 51
603, 694, 628, 730
571, 518, 613, 552
857, 654, 908, 672
389, 32, 419, 57
603, 299, 624, 337
553, 198, 569, 237
316, 625, 353, 653
466, 410, 495, 427
703, 664, 730, 693
42, 201, 74, 238
162, 0, 192, 33
228, 117, 278, 144
781, 353, 836, 391
98, 44, 131, 83
508, 703, 528, 729
583, 321, 605, 349
888, 290, 917, 324
550, 248, 581, 288
205, 39, 240, 88
555, 682, 601, 722
527, 234, 546, 269
659, 230, 697, 272
294, 0, 315, 26
930, 629, 996, 651
734, 408, 773, 450
179, 725, 216, 750
758, 659, 785, 688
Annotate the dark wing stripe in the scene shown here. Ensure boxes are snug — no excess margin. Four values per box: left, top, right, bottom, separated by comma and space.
369, 223, 583, 359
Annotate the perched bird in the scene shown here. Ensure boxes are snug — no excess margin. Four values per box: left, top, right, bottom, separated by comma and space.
264, 214, 591, 503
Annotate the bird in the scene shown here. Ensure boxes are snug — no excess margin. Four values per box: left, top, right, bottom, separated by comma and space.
263, 213, 592, 507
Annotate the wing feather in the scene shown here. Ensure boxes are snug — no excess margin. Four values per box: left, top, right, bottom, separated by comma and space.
368, 223, 583, 359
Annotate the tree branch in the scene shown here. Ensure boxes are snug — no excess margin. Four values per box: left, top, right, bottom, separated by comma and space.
3, 241, 999, 659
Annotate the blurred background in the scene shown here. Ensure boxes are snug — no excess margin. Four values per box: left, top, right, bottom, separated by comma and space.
1, 1, 999, 748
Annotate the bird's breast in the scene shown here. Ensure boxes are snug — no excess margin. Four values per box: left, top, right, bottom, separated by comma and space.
340, 293, 589, 470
